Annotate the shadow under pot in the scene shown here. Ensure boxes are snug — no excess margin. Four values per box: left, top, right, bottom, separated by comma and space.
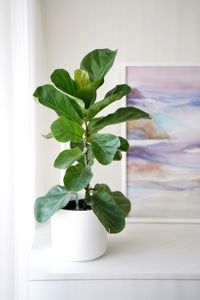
51, 199, 108, 261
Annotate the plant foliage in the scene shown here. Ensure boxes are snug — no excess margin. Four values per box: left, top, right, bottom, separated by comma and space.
33, 48, 151, 233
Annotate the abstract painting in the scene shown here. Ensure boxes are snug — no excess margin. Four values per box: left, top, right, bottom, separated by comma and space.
126, 67, 200, 218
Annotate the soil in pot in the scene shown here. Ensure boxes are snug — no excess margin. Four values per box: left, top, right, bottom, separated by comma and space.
63, 199, 91, 211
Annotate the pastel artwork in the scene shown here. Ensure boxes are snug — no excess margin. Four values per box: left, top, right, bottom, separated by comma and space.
126, 67, 200, 218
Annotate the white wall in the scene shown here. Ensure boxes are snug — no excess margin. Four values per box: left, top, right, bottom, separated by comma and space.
35, 0, 200, 194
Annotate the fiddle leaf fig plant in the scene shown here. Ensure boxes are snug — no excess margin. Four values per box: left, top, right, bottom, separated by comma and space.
34, 48, 151, 233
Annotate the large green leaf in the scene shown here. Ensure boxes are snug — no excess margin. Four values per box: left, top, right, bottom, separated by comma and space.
80, 48, 117, 82
34, 185, 72, 222
50, 69, 77, 96
54, 147, 85, 169
110, 191, 131, 217
94, 184, 131, 217
51, 117, 84, 143
64, 163, 93, 191
88, 133, 120, 165
86, 84, 131, 120
89, 107, 151, 133
33, 84, 83, 124
92, 190, 125, 233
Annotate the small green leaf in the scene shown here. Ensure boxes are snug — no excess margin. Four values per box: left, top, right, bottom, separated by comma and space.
74, 69, 90, 88
88, 133, 120, 165
34, 185, 72, 222
118, 136, 129, 151
86, 146, 94, 166
64, 163, 93, 191
89, 107, 151, 133
54, 147, 85, 169
110, 191, 131, 217
33, 84, 83, 124
105, 84, 130, 99
86, 84, 131, 120
51, 117, 84, 143
51, 69, 77, 96
94, 183, 111, 193
92, 190, 125, 233
113, 150, 122, 161
42, 131, 53, 139
80, 48, 117, 82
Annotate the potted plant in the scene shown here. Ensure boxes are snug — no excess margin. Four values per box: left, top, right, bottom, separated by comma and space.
34, 48, 150, 261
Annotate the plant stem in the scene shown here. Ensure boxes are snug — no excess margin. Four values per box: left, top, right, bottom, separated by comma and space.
83, 120, 89, 166
83, 120, 90, 208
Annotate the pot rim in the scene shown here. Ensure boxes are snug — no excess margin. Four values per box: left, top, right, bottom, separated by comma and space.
57, 208, 93, 214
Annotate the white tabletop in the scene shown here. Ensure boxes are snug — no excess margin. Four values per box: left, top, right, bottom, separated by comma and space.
30, 222, 200, 281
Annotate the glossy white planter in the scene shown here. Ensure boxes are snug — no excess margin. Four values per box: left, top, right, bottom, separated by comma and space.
51, 208, 108, 261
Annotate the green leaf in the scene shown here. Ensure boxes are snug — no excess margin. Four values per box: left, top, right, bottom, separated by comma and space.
42, 131, 53, 139
64, 163, 93, 191
89, 107, 151, 133
86, 84, 131, 120
80, 48, 117, 82
50, 68, 94, 109
94, 183, 111, 193
50, 69, 77, 96
105, 84, 130, 99
70, 142, 85, 165
88, 133, 120, 165
76, 82, 97, 108
92, 190, 125, 233
113, 150, 122, 160
74, 69, 90, 88
118, 136, 129, 151
110, 191, 131, 217
94, 184, 131, 217
70, 141, 84, 150
51, 117, 84, 143
65, 93, 85, 111
54, 147, 85, 169
34, 185, 72, 222
86, 146, 94, 166
33, 84, 83, 124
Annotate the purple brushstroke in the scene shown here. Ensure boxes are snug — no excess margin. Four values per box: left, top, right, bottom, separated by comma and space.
128, 140, 200, 169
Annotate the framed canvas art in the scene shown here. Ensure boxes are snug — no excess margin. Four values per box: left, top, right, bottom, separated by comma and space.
125, 66, 200, 221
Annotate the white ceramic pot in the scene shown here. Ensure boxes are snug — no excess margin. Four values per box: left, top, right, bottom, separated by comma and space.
51, 207, 108, 261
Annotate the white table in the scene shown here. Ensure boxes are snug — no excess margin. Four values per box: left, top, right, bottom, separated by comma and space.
30, 222, 200, 300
